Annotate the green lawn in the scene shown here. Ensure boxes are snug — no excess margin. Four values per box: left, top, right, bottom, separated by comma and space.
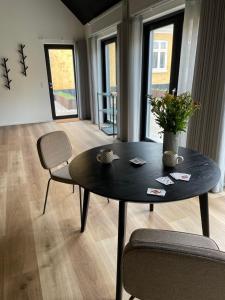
54, 90, 75, 101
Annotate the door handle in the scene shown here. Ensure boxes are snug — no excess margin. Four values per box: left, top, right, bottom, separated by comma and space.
49, 82, 53, 89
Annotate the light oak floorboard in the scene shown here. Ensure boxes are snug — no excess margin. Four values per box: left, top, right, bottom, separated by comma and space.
1, 120, 225, 300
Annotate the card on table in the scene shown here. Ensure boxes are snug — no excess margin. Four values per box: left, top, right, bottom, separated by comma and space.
129, 157, 146, 166
156, 176, 174, 186
147, 188, 166, 197
170, 172, 191, 181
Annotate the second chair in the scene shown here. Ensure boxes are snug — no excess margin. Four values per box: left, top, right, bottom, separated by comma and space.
37, 130, 82, 220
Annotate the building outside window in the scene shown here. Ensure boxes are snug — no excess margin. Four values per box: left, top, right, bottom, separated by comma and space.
151, 25, 173, 98
152, 40, 168, 72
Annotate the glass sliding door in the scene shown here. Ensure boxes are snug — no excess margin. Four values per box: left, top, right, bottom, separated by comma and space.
142, 12, 184, 141
99, 37, 117, 135
102, 37, 117, 94
44, 44, 78, 119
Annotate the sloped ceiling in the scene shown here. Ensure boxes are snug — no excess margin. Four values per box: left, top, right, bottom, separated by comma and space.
61, 0, 121, 25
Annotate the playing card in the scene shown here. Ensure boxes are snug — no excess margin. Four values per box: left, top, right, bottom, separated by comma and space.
129, 157, 146, 165
156, 176, 174, 186
170, 173, 191, 181
147, 188, 166, 197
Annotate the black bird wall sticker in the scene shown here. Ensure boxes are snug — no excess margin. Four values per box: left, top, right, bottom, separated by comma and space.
1, 58, 12, 90
18, 44, 28, 76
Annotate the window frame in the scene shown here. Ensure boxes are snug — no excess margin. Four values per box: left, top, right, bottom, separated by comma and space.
140, 10, 184, 141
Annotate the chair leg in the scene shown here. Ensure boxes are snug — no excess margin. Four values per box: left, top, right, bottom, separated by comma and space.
129, 296, 135, 300
79, 186, 82, 203
43, 178, 51, 215
73, 185, 75, 193
79, 186, 83, 224
149, 203, 154, 212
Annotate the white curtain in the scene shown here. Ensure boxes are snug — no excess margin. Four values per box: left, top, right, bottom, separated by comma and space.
117, 20, 129, 141
187, 0, 225, 192
117, 1, 143, 141
128, 16, 143, 142
178, 0, 201, 94
177, 0, 201, 147
87, 36, 98, 123
75, 40, 91, 120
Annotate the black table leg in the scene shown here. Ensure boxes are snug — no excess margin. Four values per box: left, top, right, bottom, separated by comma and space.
199, 193, 209, 237
81, 189, 90, 233
116, 201, 127, 300
149, 204, 154, 212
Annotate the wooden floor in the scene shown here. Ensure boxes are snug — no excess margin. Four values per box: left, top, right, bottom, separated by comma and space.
1, 120, 225, 300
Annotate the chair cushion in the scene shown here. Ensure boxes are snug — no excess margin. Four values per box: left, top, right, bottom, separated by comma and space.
130, 229, 219, 251
51, 164, 74, 184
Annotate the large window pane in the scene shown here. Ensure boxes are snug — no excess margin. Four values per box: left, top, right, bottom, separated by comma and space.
100, 38, 117, 136
48, 49, 77, 117
146, 24, 174, 142
105, 42, 116, 93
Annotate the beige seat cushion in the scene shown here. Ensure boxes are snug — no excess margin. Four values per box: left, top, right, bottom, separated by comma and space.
51, 164, 74, 184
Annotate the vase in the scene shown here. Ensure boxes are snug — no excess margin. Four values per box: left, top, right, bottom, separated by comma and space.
163, 131, 179, 153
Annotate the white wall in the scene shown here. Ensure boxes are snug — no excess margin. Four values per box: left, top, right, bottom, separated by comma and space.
0, 0, 84, 126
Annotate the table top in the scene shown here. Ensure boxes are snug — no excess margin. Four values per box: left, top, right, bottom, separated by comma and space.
69, 142, 220, 203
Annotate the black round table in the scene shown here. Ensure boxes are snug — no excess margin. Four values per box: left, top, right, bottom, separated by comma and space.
69, 142, 220, 300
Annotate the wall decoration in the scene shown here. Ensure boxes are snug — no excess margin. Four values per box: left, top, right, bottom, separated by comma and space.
1, 58, 12, 90
18, 44, 28, 76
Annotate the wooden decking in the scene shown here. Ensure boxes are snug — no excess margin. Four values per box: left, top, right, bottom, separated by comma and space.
0, 120, 225, 299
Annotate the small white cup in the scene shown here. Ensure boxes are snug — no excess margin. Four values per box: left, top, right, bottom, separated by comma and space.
97, 149, 114, 164
163, 151, 184, 167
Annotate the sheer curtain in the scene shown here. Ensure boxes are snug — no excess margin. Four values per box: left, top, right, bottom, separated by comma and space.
87, 36, 98, 123
117, 0, 143, 141
187, 0, 225, 192
128, 15, 143, 142
177, 0, 201, 146
75, 40, 91, 120
178, 0, 201, 94
117, 19, 129, 141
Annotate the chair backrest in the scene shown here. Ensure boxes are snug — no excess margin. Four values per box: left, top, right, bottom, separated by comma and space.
123, 230, 225, 300
37, 131, 72, 170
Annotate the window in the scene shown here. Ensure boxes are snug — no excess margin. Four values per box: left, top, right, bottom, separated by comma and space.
102, 38, 117, 94
99, 37, 117, 135
152, 40, 168, 72
44, 44, 78, 120
141, 11, 184, 142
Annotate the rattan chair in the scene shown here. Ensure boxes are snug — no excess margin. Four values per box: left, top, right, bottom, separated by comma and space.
123, 229, 225, 300
37, 130, 82, 217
